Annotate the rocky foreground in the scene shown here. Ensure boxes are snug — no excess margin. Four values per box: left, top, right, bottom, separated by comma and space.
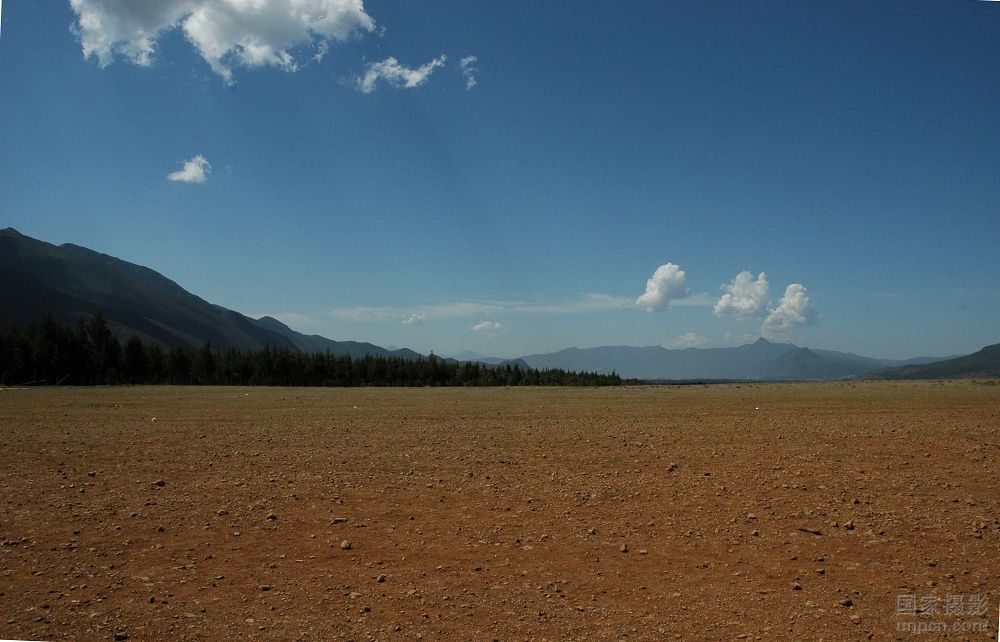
0, 382, 998, 640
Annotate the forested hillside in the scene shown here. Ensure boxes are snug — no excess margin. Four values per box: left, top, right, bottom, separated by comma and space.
0, 314, 622, 387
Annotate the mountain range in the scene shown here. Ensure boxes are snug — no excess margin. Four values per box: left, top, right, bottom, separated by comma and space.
0, 227, 419, 360
869, 343, 1000, 380
3, 227, 995, 381
514, 341, 945, 380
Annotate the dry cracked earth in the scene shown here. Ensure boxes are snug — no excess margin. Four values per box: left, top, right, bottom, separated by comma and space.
0, 382, 998, 641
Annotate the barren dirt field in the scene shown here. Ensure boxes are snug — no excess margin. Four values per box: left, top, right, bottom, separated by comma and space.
0, 382, 998, 641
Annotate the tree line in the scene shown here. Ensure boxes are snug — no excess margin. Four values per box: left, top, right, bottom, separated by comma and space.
0, 313, 623, 387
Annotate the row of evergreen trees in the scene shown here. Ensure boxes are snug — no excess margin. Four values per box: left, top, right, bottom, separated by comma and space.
0, 313, 622, 387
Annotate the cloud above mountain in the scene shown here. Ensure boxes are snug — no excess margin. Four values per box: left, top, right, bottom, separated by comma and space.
636, 263, 690, 312
471, 321, 504, 336
714, 271, 770, 318
762, 283, 818, 337
663, 331, 711, 349
711, 270, 817, 338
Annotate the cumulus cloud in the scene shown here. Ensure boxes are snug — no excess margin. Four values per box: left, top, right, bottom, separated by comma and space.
762, 284, 818, 337
714, 271, 770, 318
401, 313, 427, 326
167, 154, 211, 183
356, 55, 447, 93
663, 332, 711, 349
471, 321, 503, 334
458, 55, 478, 90
69, 0, 375, 82
636, 263, 690, 312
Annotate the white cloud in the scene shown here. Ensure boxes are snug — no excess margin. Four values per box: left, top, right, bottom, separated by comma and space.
636, 263, 690, 312
714, 271, 770, 318
167, 154, 211, 183
471, 321, 503, 334
663, 331, 711, 349
356, 55, 447, 93
401, 313, 427, 325
458, 55, 478, 90
762, 283, 818, 337
69, 0, 375, 82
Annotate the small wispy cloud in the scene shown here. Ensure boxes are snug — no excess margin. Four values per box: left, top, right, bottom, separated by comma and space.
401, 313, 427, 325
663, 331, 711, 349
167, 155, 211, 183
458, 55, 479, 90
471, 321, 503, 334
636, 263, 690, 312
356, 55, 447, 93
313, 40, 330, 63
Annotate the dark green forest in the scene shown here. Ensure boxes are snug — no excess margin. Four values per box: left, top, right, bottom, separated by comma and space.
0, 313, 623, 387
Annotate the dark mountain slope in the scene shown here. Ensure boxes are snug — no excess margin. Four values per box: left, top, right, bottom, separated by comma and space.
870, 344, 1000, 379
0, 228, 416, 358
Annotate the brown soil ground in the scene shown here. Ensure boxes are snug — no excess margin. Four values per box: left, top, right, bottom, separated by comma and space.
0, 382, 998, 641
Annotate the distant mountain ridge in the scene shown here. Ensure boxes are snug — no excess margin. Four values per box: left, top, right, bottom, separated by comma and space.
2, 227, 984, 381
518, 338, 949, 381
447, 350, 523, 367
0, 227, 419, 359
252, 315, 423, 360
870, 343, 1000, 380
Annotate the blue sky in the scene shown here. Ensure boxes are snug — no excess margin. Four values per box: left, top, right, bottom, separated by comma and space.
2, 1, 999, 359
